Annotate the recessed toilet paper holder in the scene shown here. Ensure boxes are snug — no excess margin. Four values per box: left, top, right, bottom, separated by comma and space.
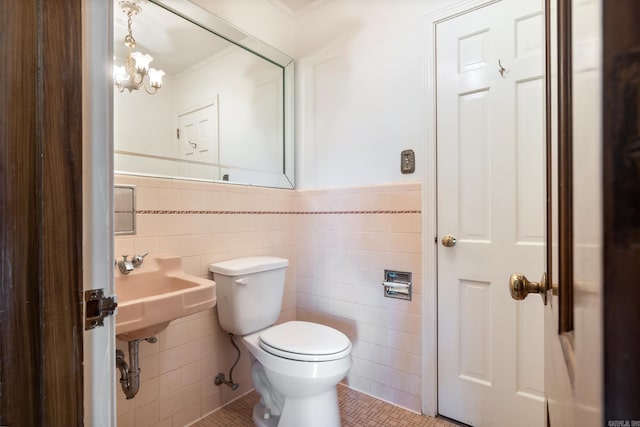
382, 270, 412, 301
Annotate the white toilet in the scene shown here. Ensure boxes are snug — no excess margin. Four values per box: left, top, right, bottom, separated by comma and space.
209, 257, 352, 427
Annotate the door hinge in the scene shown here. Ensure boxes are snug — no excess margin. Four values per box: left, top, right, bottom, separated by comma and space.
84, 289, 117, 330
177, 128, 180, 139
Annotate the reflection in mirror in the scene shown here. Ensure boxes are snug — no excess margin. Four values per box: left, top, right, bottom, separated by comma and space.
115, 185, 136, 235
113, 0, 294, 188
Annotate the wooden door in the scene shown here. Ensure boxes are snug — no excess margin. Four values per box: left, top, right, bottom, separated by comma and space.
436, 1, 546, 425
602, 0, 640, 422
0, 0, 84, 424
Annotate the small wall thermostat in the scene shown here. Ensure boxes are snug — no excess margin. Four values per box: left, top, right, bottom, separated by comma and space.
401, 149, 415, 174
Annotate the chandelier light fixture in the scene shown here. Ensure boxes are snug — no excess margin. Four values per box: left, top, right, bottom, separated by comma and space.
113, 1, 165, 94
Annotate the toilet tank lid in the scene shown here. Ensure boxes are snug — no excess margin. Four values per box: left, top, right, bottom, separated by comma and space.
209, 256, 289, 276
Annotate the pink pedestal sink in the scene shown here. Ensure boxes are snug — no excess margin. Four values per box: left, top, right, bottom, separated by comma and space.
115, 254, 216, 341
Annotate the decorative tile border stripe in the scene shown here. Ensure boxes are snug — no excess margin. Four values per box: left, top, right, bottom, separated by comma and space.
136, 209, 421, 215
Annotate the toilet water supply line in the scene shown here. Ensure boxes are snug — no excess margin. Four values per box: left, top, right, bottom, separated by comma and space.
116, 336, 158, 399
214, 333, 240, 390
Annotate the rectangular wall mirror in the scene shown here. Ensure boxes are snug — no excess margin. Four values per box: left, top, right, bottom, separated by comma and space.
113, 0, 294, 189
114, 185, 136, 235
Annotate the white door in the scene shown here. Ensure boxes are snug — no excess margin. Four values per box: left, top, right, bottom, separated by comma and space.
84, 0, 117, 424
436, 1, 546, 425
545, 0, 602, 425
177, 102, 218, 162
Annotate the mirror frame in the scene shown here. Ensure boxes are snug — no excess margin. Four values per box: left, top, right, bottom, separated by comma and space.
122, 0, 295, 188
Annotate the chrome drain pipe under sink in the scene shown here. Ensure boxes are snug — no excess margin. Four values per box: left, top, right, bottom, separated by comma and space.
116, 336, 157, 399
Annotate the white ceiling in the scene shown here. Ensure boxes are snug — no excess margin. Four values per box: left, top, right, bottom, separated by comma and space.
269, 0, 322, 14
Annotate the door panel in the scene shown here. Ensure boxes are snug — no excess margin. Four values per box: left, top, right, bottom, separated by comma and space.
516, 78, 546, 245
459, 280, 492, 386
177, 102, 219, 162
458, 90, 491, 241
437, 1, 545, 425
0, 0, 84, 424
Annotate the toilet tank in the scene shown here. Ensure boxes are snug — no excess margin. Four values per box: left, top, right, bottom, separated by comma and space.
209, 257, 289, 336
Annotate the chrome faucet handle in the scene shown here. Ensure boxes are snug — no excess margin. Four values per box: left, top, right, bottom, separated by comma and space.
117, 255, 134, 275
132, 252, 149, 268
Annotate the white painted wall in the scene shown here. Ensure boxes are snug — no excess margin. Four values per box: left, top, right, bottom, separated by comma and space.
294, 0, 449, 188
192, 0, 455, 189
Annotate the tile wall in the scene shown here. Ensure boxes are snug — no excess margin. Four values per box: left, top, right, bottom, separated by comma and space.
114, 176, 423, 425
114, 175, 296, 427
295, 183, 423, 412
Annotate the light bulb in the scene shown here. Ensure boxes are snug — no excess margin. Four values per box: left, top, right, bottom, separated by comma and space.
113, 65, 128, 84
131, 52, 153, 73
148, 68, 166, 88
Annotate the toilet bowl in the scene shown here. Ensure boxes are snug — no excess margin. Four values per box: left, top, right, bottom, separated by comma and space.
243, 321, 352, 427
209, 257, 353, 427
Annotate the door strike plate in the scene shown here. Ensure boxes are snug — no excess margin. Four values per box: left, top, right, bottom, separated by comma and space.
84, 289, 118, 330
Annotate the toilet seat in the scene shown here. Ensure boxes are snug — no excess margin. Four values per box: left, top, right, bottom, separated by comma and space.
259, 321, 352, 362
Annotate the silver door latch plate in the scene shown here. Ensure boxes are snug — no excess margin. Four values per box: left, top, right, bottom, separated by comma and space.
84, 289, 118, 330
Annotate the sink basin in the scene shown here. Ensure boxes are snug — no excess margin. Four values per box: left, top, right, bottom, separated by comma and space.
115, 254, 216, 341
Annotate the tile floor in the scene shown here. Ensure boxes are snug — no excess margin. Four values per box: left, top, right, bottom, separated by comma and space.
192, 385, 458, 426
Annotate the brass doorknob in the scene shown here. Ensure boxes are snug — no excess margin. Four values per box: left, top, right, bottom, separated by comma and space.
441, 234, 456, 247
509, 273, 547, 304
